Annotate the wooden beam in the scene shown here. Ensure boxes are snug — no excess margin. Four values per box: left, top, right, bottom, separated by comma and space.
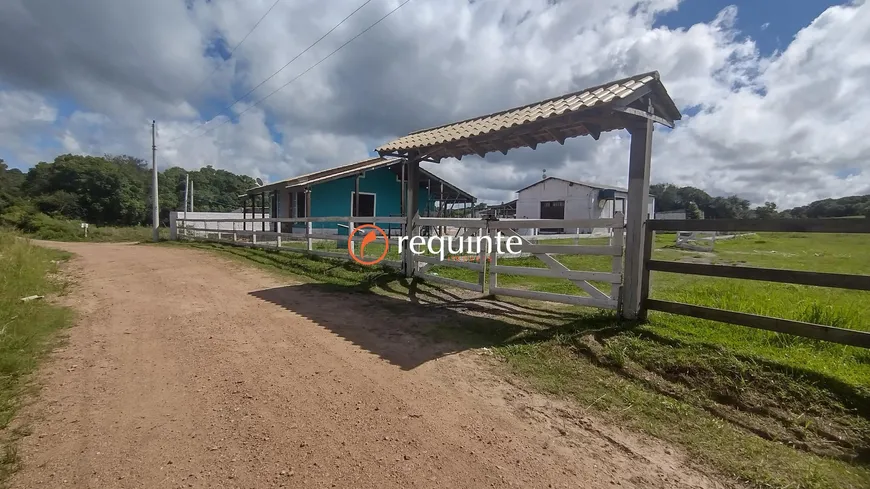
646, 299, 870, 349
612, 106, 675, 128
584, 123, 602, 140
519, 134, 538, 150
647, 260, 870, 291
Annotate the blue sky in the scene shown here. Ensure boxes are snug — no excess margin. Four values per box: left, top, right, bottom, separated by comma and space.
655, 0, 839, 55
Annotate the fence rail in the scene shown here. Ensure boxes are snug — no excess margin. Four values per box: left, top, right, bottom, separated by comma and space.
413, 217, 486, 292
487, 213, 625, 310
641, 218, 870, 349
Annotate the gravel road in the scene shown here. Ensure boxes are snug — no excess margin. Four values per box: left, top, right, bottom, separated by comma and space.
8, 241, 732, 489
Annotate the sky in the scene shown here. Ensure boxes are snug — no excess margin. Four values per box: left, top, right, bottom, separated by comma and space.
0, 0, 868, 209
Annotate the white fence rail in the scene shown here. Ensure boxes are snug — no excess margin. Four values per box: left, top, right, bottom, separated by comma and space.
486, 213, 625, 310
171, 213, 626, 310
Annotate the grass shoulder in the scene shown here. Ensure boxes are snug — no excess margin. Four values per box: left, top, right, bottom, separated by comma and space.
0, 233, 74, 482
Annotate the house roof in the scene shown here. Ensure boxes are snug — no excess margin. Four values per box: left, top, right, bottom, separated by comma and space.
283, 157, 402, 192
244, 156, 399, 195
375, 71, 681, 162
516, 176, 629, 194
244, 156, 476, 203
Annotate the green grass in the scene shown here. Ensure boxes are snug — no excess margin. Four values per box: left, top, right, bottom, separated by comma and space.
1, 207, 169, 242
0, 233, 73, 482
168, 232, 870, 489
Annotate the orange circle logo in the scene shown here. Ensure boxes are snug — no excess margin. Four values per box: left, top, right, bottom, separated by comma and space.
348, 224, 389, 265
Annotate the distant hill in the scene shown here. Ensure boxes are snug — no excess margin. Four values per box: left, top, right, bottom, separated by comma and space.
781, 194, 870, 219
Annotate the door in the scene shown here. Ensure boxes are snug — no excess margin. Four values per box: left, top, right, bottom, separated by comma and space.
352, 192, 376, 227
540, 200, 565, 233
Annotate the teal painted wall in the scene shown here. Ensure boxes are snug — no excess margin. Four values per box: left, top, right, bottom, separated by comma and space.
276, 167, 432, 233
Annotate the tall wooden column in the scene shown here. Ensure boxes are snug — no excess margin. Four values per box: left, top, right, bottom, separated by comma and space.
404, 153, 420, 277
621, 111, 654, 320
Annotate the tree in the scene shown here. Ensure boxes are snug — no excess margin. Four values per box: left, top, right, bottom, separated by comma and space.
0, 159, 26, 213
686, 201, 702, 219
755, 201, 778, 220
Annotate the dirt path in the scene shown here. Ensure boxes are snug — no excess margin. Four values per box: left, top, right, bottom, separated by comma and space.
8, 241, 733, 489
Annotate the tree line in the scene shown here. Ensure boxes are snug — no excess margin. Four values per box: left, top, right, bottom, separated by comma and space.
0, 154, 256, 227
2, 154, 868, 227
649, 183, 870, 219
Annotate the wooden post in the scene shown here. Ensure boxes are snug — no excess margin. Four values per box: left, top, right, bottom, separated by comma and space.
351, 173, 360, 256
305, 188, 313, 251
478, 225, 487, 292
276, 221, 282, 248
637, 224, 655, 321
611, 212, 625, 313
439, 182, 444, 236
621, 108, 654, 320
488, 227, 499, 293
260, 192, 266, 233
250, 195, 255, 232
272, 189, 278, 234
404, 154, 420, 277
290, 190, 297, 238
169, 212, 178, 240
400, 161, 406, 223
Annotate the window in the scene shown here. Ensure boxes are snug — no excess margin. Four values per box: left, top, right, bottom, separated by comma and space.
540, 200, 565, 233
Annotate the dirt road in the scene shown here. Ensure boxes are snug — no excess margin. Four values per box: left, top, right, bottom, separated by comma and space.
9, 241, 732, 488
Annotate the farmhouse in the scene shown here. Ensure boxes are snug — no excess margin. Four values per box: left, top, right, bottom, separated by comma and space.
241, 156, 475, 235
514, 176, 655, 234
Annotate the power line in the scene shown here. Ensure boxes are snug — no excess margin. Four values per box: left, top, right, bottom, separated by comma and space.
169, 0, 376, 144
184, 0, 284, 102
184, 0, 413, 143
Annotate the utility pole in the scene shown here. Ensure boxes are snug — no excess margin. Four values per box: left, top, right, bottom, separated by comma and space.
184, 173, 190, 217
151, 120, 159, 242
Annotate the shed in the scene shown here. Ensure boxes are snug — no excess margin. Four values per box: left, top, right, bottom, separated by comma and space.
241, 157, 475, 235
514, 177, 655, 234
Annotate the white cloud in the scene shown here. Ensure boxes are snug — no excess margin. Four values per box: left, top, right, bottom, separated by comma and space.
0, 0, 868, 209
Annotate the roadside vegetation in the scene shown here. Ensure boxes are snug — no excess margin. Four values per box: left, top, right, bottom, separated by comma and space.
0, 154, 251, 243
168, 231, 870, 489
1, 205, 169, 242
0, 233, 73, 481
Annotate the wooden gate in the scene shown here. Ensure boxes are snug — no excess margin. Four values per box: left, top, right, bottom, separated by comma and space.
485, 214, 625, 310
410, 217, 488, 292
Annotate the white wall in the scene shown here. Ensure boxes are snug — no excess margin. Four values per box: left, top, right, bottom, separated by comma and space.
656, 209, 686, 220
516, 180, 654, 234
516, 179, 602, 224
172, 211, 268, 232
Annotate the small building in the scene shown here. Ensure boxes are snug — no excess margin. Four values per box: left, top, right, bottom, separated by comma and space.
514, 176, 655, 234
655, 209, 704, 220
241, 156, 475, 235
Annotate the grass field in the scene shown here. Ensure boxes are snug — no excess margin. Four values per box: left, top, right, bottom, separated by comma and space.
167, 231, 870, 489
0, 234, 73, 481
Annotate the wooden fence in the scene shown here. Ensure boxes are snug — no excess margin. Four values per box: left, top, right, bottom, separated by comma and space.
639, 218, 870, 349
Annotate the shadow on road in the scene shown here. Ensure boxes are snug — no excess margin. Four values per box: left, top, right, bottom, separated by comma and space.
248, 280, 617, 370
